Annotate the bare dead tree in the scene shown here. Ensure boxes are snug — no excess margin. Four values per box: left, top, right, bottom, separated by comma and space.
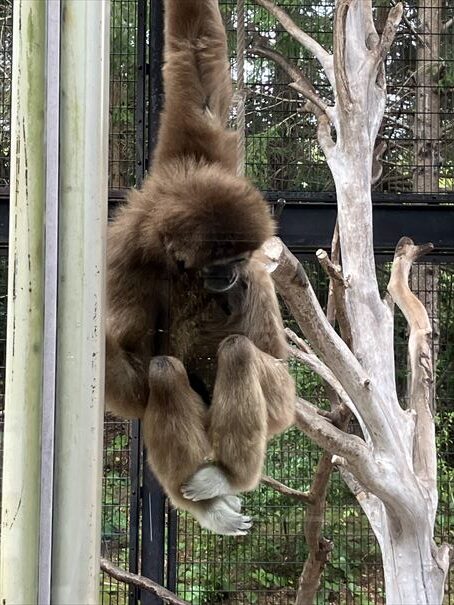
254, 1, 452, 603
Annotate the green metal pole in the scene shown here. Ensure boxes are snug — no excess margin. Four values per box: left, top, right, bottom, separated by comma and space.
0, 2, 46, 602
51, 1, 109, 602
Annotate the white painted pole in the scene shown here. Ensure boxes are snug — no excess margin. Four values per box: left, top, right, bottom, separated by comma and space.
38, 2, 61, 603
51, 1, 109, 603
0, 2, 46, 602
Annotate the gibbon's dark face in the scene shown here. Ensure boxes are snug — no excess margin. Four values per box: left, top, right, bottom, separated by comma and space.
201, 254, 250, 293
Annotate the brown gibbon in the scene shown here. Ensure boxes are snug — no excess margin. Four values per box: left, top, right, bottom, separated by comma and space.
105, 0, 295, 535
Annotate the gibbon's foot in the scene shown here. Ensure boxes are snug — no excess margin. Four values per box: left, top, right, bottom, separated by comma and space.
181, 464, 233, 501
221, 494, 242, 513
197, 496, 252, 536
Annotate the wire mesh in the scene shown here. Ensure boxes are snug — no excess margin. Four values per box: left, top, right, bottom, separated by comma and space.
221, 0, 454, 196
100, 416, 134, 605
175, 2, 454, 603
100, 0, 139, 601
0, 255, 7, 515
109, 0, 139, 190
0, 1, 453, 604
0, 0, 12, 188
176, 261, 454, 605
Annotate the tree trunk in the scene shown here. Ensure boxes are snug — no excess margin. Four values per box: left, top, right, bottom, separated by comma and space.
379, 515, 446, 604
332, 141, 447, 605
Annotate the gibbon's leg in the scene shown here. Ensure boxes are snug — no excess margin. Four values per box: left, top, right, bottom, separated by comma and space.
105, 332, 148, 420
182, 336, 296, 502
143, 355, 252, 535
182, 335, 268, 500
257, 349, 296, 438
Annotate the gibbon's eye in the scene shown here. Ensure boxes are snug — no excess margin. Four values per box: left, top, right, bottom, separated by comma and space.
202, 262, 240, 293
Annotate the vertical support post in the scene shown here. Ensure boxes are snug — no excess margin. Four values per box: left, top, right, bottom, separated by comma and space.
128, 421, 141, 605
141, 3, 175, 605
0, 2, 46, 602
51, 1, 110, 603
129, 2, 147, 604
167, 507, 178, 592
141, 468, 166, 605
38, 1, 61, 602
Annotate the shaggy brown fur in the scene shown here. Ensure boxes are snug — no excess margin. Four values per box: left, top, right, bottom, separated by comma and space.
105, 0, 295, 535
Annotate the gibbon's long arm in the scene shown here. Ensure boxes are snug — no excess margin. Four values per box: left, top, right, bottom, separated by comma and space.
152, 0, 237, 171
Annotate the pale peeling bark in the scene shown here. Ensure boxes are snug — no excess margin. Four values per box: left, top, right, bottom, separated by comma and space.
257, 0, 452, 602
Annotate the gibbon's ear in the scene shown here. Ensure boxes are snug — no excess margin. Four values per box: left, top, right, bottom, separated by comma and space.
140, 159, 275, 269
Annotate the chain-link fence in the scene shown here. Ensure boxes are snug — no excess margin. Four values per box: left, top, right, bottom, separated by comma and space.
0, 1, 453, 604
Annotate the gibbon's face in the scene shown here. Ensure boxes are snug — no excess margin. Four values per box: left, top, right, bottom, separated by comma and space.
201, 253, 251, 293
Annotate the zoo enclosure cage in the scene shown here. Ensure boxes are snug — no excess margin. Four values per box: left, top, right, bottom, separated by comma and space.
0, 0, 453, 604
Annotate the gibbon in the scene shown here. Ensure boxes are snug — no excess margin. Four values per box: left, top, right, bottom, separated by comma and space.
105, 0, 295, 535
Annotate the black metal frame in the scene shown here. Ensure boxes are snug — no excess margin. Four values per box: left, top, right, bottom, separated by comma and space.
0, 188, 453, 259
133, 2, 173, 605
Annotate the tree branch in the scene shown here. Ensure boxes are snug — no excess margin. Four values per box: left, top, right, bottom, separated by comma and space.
295, 408, 351, 604
387, 237, 437, 521
442, 17, 454, 32
295, 398, 369, 471
295, 460, 333, 604
287, 330, 369, 442
100, 558, 190, 605
295, 398, 415, 517
333, 0, 353, 111
316, 248, 353, 350
325, 225, 339, 326
294, 221, 355, 601
336, 466, 382, 522
314, 113, 336, 155
392, 0, 428, 49
262, 236, 399, 451
316, 249, 347, 287
377, 3, 404, 61
253, 0, 334, 85
250, 42, 331, 120
287, 335, 358, 419
261, 475, 314, 504
362, 0, 380, 51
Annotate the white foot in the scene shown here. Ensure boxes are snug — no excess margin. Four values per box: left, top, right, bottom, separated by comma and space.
181, 464, 232, 501
196, 496, 252, 536
222, 495, 242, 513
